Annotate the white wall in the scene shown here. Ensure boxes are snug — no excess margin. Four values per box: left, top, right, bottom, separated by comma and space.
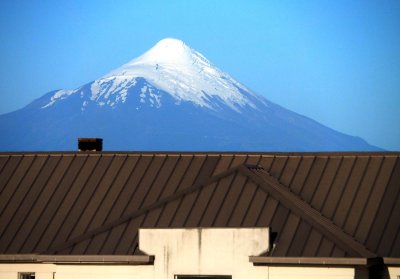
139, 227, 269, 279
388, 267, 400, 279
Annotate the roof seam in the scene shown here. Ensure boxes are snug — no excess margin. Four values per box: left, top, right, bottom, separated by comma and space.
32, 154, 77, 252
46, 164, 244, 253
17, 156, 63, 252
6, 155, 52, 252
0, 155, 38, 239
64, 154, 105, 245
45, 155, 91, 253
353, 156, 386, 240
88, 155, 126, 232
341, 156, 371, 231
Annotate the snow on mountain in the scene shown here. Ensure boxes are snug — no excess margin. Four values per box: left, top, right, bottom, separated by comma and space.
42, 38, 264, 112
0, 38, 383, 152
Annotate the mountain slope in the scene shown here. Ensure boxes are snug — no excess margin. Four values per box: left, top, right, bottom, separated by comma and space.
0, 38, 381, 151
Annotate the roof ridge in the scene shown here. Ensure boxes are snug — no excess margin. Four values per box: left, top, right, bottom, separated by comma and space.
45, 164, 244, 254
238, 165, 376, 258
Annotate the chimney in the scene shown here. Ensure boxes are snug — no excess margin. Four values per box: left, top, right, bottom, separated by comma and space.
78, 138, 103, 151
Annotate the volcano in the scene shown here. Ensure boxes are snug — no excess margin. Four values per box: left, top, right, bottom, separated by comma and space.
0, 38, 381, 151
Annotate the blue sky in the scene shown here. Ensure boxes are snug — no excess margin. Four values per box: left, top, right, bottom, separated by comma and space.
0, 0, 399, 150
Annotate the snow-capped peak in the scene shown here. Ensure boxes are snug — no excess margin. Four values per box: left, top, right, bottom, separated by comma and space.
43, 38, 264, 111
101, 38, 261, 110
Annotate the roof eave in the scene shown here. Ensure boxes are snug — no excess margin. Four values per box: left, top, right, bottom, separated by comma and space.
0, 254, 154, 265
249, 256, 382, 267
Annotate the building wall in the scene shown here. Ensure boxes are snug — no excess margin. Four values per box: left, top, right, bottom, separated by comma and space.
139, 227, 269, 279
0, 264, 153, 279
0, 228, 371, 279
387, 267, 400, 279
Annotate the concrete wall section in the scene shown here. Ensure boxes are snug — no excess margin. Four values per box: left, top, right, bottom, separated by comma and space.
139, 227, 269, 279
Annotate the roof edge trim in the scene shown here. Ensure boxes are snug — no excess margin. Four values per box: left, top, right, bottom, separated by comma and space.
0, 254, 154, 265
383, 257, 400, 266
249, 256, 380, 266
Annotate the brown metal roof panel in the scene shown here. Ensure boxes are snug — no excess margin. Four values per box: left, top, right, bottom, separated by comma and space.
81, 156, 131, 232
300, 156, 329, 203
301, 229, 323, 257
64, 155, 117, 240
333, 156, 370, 228
143, 206, 163, 228
85, 155, 135, 232
170, 191, 198, 227
390, 230, 400, 257
101, 155, 150, 224
175, 155, 207, 193
272, 213, 300, 257
213, 173, 248, 227
211, 154, 234, 175
365, 158, 400, 253
124, 155, 165, 211
286, 220, 312, 256
0, 155, 22, 194
114, 215, 144, 254
279, 156, 301, 187
256, 195, 279, 227
7, 156, 62, 253
226, 154, 249, 170
241, 188, 268, 227
192, 155, 221, 185
198, 174, 235, 227
43, 155, 99, 250
375, 196, 400, 256
157, 198, 181, 227
0, 155, 35, 216
140, 155, 179, 206
321, 156, 356, 219
245, 154, 263, 166
268, 156, 288, 180
58, 155, 111, 242
258, 155, 274, 171
83, 230, 109, 254
155, 155, 192, 198
0, 155, 9, 175
288, 156, 315, 195
354, 156, 398, 242
269, 204, 290, 250
331, 246, 346, 257
0, 155, 47, 250
25, 155, 81, 253
228, 180, 258, 226
184, 182, 217, 227
310, 156, 342, 211
0, 156, 47, 251
21, 156, 73, 253
69, 237, 92, 255
316, 238, 335, 257
349, 156, 383, 246
98, 223, 126, 254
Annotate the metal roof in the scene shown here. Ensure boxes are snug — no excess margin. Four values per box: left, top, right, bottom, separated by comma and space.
0, 152, 399, 259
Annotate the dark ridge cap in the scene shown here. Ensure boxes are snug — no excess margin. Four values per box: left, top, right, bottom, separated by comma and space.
244, 164, 265, 170
240, 166, 376, 258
